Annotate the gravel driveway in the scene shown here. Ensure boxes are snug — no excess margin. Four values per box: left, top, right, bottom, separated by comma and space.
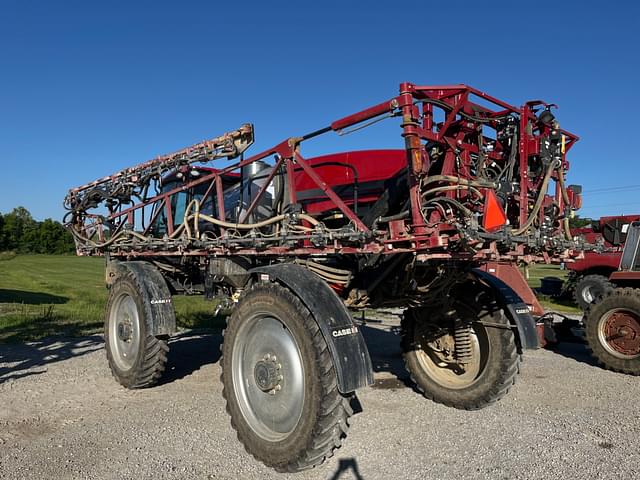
1, 316, 638, 480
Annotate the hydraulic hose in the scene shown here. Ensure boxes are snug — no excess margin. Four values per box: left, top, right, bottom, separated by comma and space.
556, 168, 574, 241
422, 175, 495, 189
511, 161, 556, 235
421, 185, 484, 199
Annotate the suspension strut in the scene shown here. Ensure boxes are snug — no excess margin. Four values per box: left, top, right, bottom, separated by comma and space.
454, 323, 474, 364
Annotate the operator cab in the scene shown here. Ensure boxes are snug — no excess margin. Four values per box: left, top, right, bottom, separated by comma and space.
150, 149, 409, 237
150, 167, 240, 237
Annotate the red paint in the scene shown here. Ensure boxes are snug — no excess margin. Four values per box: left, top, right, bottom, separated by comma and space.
480, 263, 544, 316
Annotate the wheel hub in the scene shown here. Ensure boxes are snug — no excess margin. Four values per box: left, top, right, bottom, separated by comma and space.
414, 318, 484, 389
231, 315, 305, 441
603, 310, 640, 356
117, 320, 133, 342
254, 355, 282, 393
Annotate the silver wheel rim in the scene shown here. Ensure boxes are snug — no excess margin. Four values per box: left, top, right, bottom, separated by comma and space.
231, 314, 305, 441
582, 286, 594, 304
108, 293, 141, 371
415, 327, 485, 389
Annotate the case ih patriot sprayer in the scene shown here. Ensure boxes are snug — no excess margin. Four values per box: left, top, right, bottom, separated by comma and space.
65, 83, 585, 472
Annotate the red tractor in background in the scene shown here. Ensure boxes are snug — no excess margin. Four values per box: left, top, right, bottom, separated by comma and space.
568, 215, 640, 310
582, 221, 640, 375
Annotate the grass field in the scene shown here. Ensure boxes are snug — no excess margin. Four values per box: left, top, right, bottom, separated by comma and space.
0, 255, 224, 342
521, 263, 579, 315
0, 254, 579, 343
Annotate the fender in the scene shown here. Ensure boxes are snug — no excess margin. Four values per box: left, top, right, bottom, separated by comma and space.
472, 269, 539, 351
106, 260, 176, 337
250, 263, 374, 394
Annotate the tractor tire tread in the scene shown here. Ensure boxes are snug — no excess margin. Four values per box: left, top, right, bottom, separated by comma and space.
584, 287, 640, 375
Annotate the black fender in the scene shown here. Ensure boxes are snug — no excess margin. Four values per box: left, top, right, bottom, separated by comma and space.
249, 263, 374, 394
472, 269, 539, 351
106, 260, 176, 337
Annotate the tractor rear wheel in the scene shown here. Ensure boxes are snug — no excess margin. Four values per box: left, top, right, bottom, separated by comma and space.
221, 282, 353, 472
401, 294, 520, 410
574, 274, 614, 311
104, 272, 169, 388
584, 288, 640, 375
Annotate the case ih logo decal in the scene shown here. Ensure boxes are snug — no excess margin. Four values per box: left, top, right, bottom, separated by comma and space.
151, 298, 172, 305
332, 326, 359, 337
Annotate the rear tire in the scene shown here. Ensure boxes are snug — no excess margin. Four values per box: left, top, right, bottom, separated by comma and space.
584, 288, 640, 375
401, 292, 520, 410
104, 272, 169, 388
574, 274, 614, 311
221, 282, 353, 472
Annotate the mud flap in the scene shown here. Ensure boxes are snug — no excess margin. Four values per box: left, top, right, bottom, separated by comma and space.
106, 260, 176, 336
250, 263, 374, 394
473, 269, 540, 351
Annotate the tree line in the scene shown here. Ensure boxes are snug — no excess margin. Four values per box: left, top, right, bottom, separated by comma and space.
0, 207, 75, 254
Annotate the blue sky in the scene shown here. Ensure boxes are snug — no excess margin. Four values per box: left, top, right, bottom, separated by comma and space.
1, 0, 639, 221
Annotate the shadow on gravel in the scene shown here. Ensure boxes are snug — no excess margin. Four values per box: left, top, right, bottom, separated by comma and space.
160, 330, 223, 384
543, 319, 600, 368
329, 457, 365, 480
547, 341, 599, 368
358, 323, 411, 389
0, 335, 103, 384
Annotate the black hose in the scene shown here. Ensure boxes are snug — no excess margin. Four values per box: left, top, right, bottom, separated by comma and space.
376, 211, 410, 223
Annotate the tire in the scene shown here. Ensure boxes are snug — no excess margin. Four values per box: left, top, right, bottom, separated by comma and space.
221, 281, 353, 473
574, 274, 614, 311
401, 293, 520, 410
584, 288, 640, 375
104, 271, 169, 388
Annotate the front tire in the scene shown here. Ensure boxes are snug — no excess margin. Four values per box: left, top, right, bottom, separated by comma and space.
221, 282, 353, 473
584, 288, 640, 375
401, 293, 520, 410
104, 272, 169, 388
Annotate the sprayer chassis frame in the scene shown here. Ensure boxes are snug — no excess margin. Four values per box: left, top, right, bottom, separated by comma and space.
69, 82, 578, 262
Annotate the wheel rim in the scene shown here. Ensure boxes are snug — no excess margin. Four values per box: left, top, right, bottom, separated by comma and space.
231, 314, 305, 442
108, 293, 141, 371
414, 321, 488, 390
582, 286, 594, 304
597, 308, 640, 359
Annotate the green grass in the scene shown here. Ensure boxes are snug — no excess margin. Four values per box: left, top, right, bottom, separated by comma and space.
0, 254, 224, 343
523, 263, 580, 314
0, 254, 580, 343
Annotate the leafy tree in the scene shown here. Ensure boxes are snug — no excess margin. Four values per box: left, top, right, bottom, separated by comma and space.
1, 207, 36, 251
0, 207, 75, 254
38, 218, 75, 254
569, 216, 593, 229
